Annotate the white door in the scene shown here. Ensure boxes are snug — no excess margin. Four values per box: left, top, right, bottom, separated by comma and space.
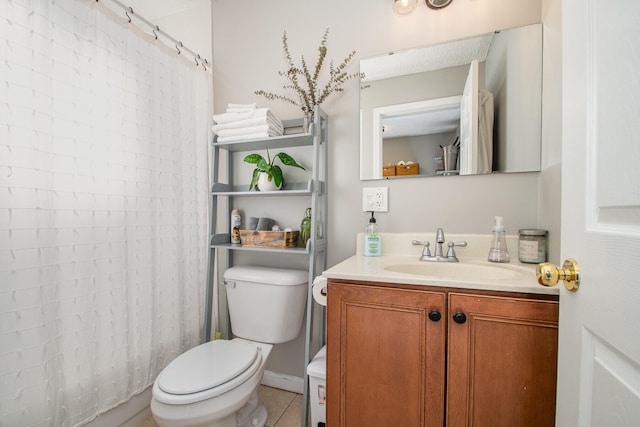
558, 0, 640, 425
459, 59, 478, 175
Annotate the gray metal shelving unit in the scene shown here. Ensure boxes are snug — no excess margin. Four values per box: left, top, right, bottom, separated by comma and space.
204, 107, 328, 427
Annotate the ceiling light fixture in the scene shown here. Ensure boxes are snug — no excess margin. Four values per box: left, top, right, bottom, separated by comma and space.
393, 0, 418, 16
426, 0, 453, 9
393, 0, 454, 15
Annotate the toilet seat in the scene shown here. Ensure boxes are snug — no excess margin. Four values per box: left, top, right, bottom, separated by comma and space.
153, 340, 263, 405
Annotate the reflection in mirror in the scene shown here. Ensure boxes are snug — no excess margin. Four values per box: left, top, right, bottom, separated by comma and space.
360, 23, 542, 180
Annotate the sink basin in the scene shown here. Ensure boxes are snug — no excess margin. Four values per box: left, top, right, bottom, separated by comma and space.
384, 260, 530, 281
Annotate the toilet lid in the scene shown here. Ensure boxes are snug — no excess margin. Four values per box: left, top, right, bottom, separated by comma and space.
157, 340, 259, 395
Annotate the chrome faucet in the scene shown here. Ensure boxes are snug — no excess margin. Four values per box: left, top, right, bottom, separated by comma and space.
412, 228, 467, 262
434, 227, 446, 258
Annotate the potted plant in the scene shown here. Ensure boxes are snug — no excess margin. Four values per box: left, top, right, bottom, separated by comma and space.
255, 28, 363, 121
244, 149, 305, 191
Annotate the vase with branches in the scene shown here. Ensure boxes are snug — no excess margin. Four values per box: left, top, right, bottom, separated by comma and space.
255, 28, 363, 120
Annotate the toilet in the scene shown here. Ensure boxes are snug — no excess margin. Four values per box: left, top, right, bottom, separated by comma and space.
151, 266, 308, 427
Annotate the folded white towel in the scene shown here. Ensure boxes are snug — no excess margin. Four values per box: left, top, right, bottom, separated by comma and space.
227, 107, 256, 113
212, 116, 283, 134
264, 108, 283, 124
213, 111, 254, 124
213, 108, 281, 125
217, 132, 280, 143
217, 124, 282, 138
228, 103, 256, 110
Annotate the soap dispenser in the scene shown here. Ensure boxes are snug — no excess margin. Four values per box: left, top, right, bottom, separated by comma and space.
364, 212, 382, 257
488, 216, 510, 263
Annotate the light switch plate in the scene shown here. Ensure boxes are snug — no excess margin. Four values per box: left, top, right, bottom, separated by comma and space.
362, 187, 388, 212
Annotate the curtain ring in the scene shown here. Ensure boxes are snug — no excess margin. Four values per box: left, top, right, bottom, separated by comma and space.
176, 41, 183, 55
195, 54, 200, 66
153, 25, 159, 40
125, 7, 133, 23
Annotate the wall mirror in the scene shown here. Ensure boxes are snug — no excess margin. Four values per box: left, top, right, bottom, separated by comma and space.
359, 23, 542, 180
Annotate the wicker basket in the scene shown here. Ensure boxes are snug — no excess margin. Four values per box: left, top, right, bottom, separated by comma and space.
239, 230, 299, 248
382, 165, 396, 176
396, 163, 419, 176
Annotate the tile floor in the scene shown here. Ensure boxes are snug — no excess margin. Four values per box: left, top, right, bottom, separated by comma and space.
136, 385, 303, 427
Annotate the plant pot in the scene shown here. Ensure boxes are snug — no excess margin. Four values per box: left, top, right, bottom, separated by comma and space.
257, 172, 281, 191
303, 113, 314, 133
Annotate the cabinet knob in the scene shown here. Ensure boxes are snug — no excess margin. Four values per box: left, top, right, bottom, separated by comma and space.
428, 310, 441, 322
452, 311, 467, 324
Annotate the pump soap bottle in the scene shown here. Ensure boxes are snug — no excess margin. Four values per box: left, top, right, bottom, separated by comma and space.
364, 212, 382, 257
488, 216, 510, 263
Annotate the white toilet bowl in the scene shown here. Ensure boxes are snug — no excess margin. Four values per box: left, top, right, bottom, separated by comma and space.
151, 338, 273, 427
150, 266, 308, 427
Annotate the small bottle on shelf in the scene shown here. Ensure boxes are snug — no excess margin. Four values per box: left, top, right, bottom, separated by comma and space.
231, 209, 241, 244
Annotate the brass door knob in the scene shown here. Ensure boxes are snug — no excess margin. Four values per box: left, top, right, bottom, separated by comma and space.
536, 259, 580, 292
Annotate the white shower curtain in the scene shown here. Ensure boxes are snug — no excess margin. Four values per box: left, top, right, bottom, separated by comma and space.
0, 1, 212, 425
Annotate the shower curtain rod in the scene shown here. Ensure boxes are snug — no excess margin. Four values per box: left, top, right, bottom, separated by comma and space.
95, 0, 210, 71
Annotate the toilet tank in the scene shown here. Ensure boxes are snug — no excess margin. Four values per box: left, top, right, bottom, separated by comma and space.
223, 266, 308, 344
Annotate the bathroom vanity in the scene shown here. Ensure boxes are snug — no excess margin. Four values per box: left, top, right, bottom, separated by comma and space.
323, 233, 559, 427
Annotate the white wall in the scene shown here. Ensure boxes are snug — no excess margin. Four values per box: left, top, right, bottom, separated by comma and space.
539, 0, 563, 263
125, 0, 212, 60
211, 0, 562, 380
211, 0, 557, 266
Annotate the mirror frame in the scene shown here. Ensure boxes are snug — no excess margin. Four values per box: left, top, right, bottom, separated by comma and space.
359, 23, 543, 180
371, 96, 462, 179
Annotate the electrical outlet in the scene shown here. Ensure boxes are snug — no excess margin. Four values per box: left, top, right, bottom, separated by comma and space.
362, 187, 389, 212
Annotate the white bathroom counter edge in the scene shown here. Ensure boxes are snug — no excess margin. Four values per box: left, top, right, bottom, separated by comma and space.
322, 233, 559, 296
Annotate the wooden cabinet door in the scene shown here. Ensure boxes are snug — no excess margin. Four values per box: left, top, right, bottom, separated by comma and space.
447, 293, 559, 427
327, 282, 446, 427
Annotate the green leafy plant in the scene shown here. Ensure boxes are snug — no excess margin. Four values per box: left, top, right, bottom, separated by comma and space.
244, 149, 305, 190
255, 28, 363, 117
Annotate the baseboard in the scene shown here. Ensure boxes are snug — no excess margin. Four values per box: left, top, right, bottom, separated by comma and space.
261, 370, 304, 394
85, 387, 152, 427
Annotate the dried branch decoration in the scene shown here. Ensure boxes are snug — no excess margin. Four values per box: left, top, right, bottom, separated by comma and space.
255, 28, 363, 117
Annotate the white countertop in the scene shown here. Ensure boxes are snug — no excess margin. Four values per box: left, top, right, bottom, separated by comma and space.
322, 233, 558, 296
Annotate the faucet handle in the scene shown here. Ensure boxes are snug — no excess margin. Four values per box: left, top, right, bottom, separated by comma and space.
412, 239, 429, 247
446, 241, 468, 259
412, 240, 432, 258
